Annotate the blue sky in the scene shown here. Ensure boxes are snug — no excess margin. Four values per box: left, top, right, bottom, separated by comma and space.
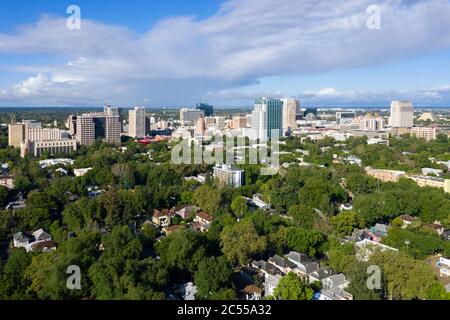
1, 0, 450, 107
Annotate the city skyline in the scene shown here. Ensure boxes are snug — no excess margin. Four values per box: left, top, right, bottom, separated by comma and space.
1, 0, 450, 107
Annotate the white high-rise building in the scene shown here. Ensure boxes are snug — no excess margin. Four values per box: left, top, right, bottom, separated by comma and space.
390, 101, 414, 128
282, 99, 300, 134
128, 107, 146, 138
251, 97, 283, 141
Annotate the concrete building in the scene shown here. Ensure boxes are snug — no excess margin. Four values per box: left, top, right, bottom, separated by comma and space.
389, 101, 414, 128
8, 123, 25, 148
180, 108, 204, 124
365, 167, 406, 182
410, 126, 437, 141
282, 98, 300, 134
21, 139, 77, 157
213, 164, 244, 188
76, 110, 121, 146
357, 114, 386, 131
232, 116, 248, 129
336, 111, 356, 125
128, 107, 146, 138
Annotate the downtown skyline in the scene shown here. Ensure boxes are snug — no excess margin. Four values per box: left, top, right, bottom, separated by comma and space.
1, 0, 450, 107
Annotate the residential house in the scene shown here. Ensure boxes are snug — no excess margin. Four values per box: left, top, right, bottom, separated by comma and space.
268, 255, 296, 274
442, 230, 450, 241
399, 215, 415, 228
152, 209, 171, 227
317, 287, 353, 301
162, 225, 184, 236
193, 211, 214, 232
0, 175, 14, 189
369, 224, 390, 241
355, 239, 398, 262
174, 205, 199, 220
13, 232, 29, 248
437, 256, 450, 278
241, 285, 263, 301
425, 222, 445, 236
13, 229, 56, 253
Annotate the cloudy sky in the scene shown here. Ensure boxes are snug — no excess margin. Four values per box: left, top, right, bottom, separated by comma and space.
1, 0, 450, 107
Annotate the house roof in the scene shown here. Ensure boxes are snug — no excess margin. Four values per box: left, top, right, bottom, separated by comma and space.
196, 211, 213, 222
153, 209, 168, 218
285, 251, 307, 265
13, 232, 29, 242
241, 285, 263, 294
32, 229, 51, 241
269, 255, 296, 269
400, 215, 414, 222
28, 240, 56, 252
327, 274, 348, 288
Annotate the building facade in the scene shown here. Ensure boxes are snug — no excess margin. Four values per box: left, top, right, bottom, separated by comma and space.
282, 99, 300, 134
213, 164, 244, 188
252, 97, 283, 141
390, 101, 414, 128
128, 107, 146, 138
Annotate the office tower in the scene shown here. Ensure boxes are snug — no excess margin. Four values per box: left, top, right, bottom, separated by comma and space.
76, 109, 121, 146
232, 116, 248, 129
128, 107, 146, 138
195, 115, 206, 136
282, 99, 300, 133
196, 103, 214, 117
336, 111, 356, 125
390, 101, 414, 128
8, 123, 25, 148
67, 115, 77, 135
358, 113, 386, 131
252, 97, 283, 141
204, 117, 216, 127
180, 108, 204, 124
213, 164, 244, 188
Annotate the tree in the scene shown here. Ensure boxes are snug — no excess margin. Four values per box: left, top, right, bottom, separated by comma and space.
288, 204, 317, 229
230, 196, 248, 219
195, 256, 233, 299
220, 220, 266, 265
273, 272, 313, 300
156, 229, 207, 279
331, 211, 366, 237
192, 185, 222, 214
370, 250, 440, 300
285, 227, 326, 258
0, 249, 32, 299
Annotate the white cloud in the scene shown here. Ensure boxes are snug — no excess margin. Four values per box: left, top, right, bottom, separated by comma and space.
1, 0, 450, 106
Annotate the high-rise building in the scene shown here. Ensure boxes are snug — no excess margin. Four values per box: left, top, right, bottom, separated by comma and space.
8, 123, 25, 148
410, 126, 437, 141
252, 97, 283, 141
357, 113, 386, 131
76, 109, 121, 146
214, 116, 226, 128
232, 116, 248, 129
213, 164, 244, 188
66, 115, 77, 135
196, 103, 214, 117
195, 115, 206, 136
180, 108, 204, 124
128, 107, 146, 138
390, 101, 414, 128
336, 111, 356, 125
282, 99, 300, 134
9, 120, 70, 148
